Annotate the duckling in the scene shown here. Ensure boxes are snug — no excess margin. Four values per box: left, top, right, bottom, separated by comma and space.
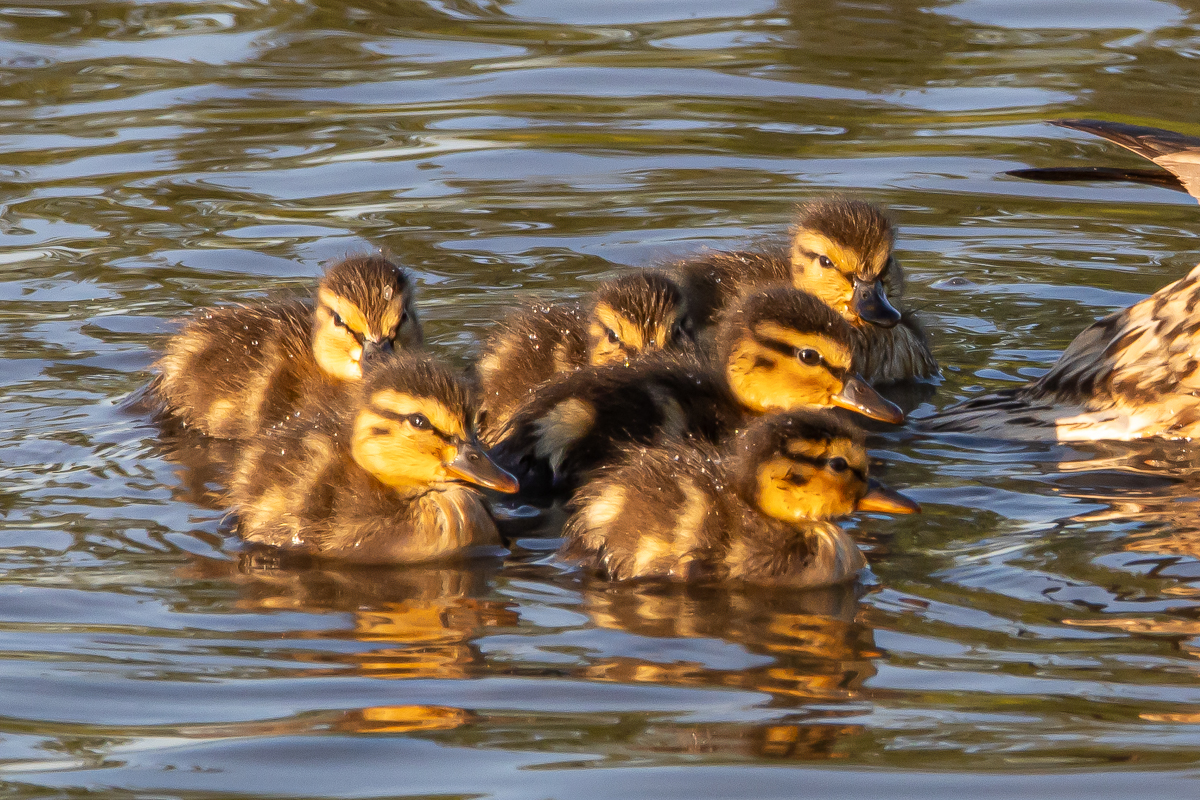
674, 198, 937, 383
154, 254, 423, 439
475, 271, 695, 442
489, 286, 903, 496
562, 410, 919, 586
227, 354, 519, 563
1009, 119, 1200, 201
923, 261, 1200, 441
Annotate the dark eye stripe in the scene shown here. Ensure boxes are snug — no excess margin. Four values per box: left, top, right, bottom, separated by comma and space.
367, 405, 457, 443
753, 335, 842, 374
787, 453, 866, 482
326, 307, 367, 345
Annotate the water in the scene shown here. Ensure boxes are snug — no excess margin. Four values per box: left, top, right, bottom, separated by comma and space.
2, 0, 1199, 796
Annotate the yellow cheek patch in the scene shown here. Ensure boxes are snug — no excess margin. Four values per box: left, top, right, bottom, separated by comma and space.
379, 304, 403, 338
587, 321, 623, 365
593, 303, 645, 348
312, 311, 363, 381
352, 409, 450, 489
369, 390, 466, 440
755, 456, 860, 522
318, 288, 370, 336
755, 457, 820, 522
726, 340, 838, 413
791, 233, 863, 275
790, 234, 855, 315
752, 325, 853, 371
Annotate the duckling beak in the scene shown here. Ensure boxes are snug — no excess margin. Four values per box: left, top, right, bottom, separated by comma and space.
831, 376, 904, 424
856, 479, 921, 514
445, 442, 520, 494
852, 278, 901, 328
361, 337, 394, 363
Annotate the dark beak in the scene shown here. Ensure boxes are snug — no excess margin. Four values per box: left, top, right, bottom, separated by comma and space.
831, 375, 904, 424
445, 441, 520, 494
362, 338, 394, 362
856, 478, 921, 514
852, 278, 901, 328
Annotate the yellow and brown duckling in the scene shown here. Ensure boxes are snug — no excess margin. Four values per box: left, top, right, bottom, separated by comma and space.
154, 254, 423, 439
227, 354, 518, 563
1010, 119, 1200, 201
924, 261, 1200, 441
475, 271, 695, 442
562, 410, 920, 587
674, 198, 937, 384
488, 285, 903, 497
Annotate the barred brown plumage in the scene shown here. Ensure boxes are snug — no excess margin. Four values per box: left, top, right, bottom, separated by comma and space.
925, 262, 1200, 441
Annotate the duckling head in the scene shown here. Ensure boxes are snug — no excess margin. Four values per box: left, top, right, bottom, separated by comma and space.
349, 356, 518, 494
788, 198, 901, 328
312, 255, 424, 382
731, 410, 920, 523
718, 287, 904, 423
585, 272, 695, 365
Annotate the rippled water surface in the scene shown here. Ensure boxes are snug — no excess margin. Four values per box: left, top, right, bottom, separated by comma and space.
3, 1, 1200, 796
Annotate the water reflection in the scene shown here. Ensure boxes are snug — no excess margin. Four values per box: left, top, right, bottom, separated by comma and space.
576, 580, 875, 703
191, 553, 518, 683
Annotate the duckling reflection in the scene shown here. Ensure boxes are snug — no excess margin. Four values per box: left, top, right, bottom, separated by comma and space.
575, 580, 878, 703
1009, 119, 1200, 201
154, 254, 422, 440
476, 271, 696, 443
191, 550, 517, 683
673, 198, 937, 384
490, 287, 904, 496
925, 260, 1200, 442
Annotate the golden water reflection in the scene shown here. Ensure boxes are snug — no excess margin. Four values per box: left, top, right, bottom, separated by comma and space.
576, 580, 876, 704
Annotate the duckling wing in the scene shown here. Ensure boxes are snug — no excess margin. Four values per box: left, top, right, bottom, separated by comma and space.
475, 302, 589, 443
562, 439, 727, 581
489, 362, 739, 499
155, 300, 315, 438
1054, 119, 1200, 203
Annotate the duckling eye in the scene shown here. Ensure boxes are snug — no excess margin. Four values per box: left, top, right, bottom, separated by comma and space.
406, 414, 431, 430
796, 348, 822, 366
331, 311, 347, 329
827, 457, 848, 473
818, 255, 835, 269
605, 328, 620, 345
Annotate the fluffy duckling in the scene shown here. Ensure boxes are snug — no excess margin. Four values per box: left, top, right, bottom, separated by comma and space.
475, 271, 695, 442
489, 286, 903, 496
227, 354, 519, 563
155, 254, 423, 439
674, 198, 937, 384
562, 410, 920, 586
1009, 119, 1200, 201
924, 262, 1200, 441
